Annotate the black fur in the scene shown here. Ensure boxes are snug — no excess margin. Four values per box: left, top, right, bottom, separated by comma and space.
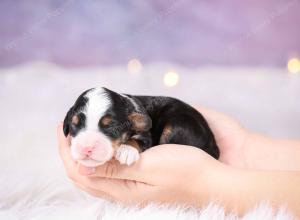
63, 90, 89, 137
134, 96, 219, 158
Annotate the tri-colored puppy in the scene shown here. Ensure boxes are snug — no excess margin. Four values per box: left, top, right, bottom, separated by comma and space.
63, 87, 219, 167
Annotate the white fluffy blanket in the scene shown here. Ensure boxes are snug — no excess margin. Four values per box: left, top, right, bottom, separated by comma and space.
0, 172, 296, 220
0, 172, 295, 220
0, 62, 298, 219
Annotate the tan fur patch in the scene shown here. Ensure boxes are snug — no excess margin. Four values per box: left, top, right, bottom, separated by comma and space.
160, 124, 172, 144
72, 115, 79, 125
111, 138, 141, 153
125, 139, 142, 152
100, 115, 112, 126
112, 139, 122, 151
128, 112, 148, 131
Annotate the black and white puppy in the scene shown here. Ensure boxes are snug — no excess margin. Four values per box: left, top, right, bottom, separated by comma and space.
63, 87, 219, 167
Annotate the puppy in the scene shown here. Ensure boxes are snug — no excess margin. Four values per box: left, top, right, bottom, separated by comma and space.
63, 87, 219, 167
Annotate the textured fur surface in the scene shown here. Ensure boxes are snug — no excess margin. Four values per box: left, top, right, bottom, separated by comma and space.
0, 63, 298, 219
0, 172, 296, 220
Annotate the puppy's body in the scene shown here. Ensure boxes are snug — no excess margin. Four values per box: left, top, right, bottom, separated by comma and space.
63, 87, 219, 167
127, 95, 219, 158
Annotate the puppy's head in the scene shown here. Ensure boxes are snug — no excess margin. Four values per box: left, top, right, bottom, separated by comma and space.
63, 87, 151, 167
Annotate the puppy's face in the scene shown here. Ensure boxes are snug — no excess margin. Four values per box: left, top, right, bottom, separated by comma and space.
63, 87, 151, 167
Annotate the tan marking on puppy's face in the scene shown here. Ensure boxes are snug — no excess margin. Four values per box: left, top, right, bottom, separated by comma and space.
159, 124, 172, 144
128, 112, 151, 132
72, 115, 79, 125
100, 115, 112, 126
111, 133, 142, 154
125, 139, 142, 152
111, 138, 122, 151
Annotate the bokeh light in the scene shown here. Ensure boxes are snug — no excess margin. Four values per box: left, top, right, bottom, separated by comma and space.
164, 71, 179, 87
287, 58, 300, 74
127, 59, 142, 74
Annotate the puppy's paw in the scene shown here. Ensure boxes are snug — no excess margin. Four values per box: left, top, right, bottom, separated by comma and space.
115, 144, 140, 166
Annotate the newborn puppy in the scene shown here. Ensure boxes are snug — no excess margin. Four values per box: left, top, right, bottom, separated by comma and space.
63, 87, 219, 167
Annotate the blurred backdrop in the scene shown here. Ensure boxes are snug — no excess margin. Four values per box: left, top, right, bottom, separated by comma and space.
1, 0, 300, 67
0, 0, 300, 170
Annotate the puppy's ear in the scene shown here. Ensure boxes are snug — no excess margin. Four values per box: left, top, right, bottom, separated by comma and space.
128, 112, 152, 132
63, 107, 74, 137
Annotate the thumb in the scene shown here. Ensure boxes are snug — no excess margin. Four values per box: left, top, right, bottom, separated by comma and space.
78, 153, 154, 183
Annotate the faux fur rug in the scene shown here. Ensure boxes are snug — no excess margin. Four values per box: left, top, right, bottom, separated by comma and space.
0, 172, 296, 220
0, 62, 299, 219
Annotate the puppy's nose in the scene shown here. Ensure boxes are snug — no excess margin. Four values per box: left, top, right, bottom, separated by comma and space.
81, 146, 95, 156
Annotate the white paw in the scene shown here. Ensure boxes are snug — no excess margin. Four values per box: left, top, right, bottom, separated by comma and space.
115, 144, 140, 166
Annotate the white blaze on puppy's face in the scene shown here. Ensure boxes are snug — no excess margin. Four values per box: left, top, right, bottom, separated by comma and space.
70, 88, 114, 167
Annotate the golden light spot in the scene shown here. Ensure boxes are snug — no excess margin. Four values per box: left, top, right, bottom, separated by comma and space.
287, 58, 300, 74
164, 71, 179, 87
127, 59, 142, 74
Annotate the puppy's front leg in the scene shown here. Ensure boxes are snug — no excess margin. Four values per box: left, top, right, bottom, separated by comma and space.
115, 140, 140, 166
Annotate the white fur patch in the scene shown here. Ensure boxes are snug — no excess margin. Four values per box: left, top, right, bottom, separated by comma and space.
84, 87, 111, 131
121, 93, 140, 112
115, 144, 140, 166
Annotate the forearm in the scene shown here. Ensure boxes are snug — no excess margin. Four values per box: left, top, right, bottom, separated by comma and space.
200, 165, 300, 217
244, 133, 300, 170
226, 168, 300, 216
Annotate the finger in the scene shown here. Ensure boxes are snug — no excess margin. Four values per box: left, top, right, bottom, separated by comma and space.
57, 123, 78, 180
195, 106, 223, 121
196, 106, 241, 128
78, 155, 155, 184
77, 179, 154, 205
57, 122, 71, 154
76, 174, 154, 202
56, 122, 148, 182
57, 123, 72, 160
56, 123, 152, 200
64, 160, 145, 200
79, 145, 184, 183
62, 154, 148, 199
73, 181, 116, 202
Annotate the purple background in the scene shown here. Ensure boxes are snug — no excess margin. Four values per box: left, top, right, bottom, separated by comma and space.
0, 0, 300, 67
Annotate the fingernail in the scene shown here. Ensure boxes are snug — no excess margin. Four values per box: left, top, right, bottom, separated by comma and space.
80, 167, 96, 175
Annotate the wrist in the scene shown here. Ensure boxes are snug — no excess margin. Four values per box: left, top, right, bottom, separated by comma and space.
196, 163, 258, 214
192, 159, 236, 207
215, 168, 300, 216
242, 132, 261, 169
243, 133, 300, 170
242, 132, 280, 170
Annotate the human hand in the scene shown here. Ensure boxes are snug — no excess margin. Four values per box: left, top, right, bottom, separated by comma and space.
197, 107, 250, 168
198, 107, 300, 171
57, 123, 227, 206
